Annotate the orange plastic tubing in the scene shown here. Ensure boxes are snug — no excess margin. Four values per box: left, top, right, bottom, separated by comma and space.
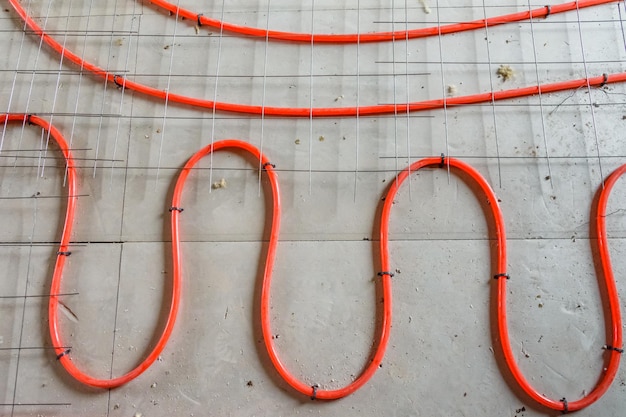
0, 114, 79, 375
0, 113, 180, 388
149, 0, 620, 43
380, 156, 623, 412
171, 140, 391, 400
8, 0, 626, 117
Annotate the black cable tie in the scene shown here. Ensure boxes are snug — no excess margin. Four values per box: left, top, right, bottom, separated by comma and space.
603, 344, 624, 353
377, 271, 395, 278
439, 153, 446, 168
197, 13, 203, 26
560, 397, 568, 414
600, 73, 609, 87
493, 273, 510, 280
544, 5, 552, 17
310, 384, 319, 400
169, 206, 184, 213
57, 251, 72, 257
26, 114, 34, 125
113, 74, 124, 88
262, 162, 276, 170
56, 348, 71, 360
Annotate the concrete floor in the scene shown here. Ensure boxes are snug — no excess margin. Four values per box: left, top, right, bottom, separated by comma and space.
1, 1, 626, 416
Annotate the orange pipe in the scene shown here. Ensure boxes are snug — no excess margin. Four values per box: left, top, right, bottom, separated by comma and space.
171, 139, 392, 400
7, 0, 626, 117
380, 156, 623, 412
149, 0, 620, 44
0, 113, 180, 388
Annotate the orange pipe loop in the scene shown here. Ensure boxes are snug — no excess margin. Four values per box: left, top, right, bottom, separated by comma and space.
171, 140, 391, 400
380, 156, 623, 412
1, 113, 180, 389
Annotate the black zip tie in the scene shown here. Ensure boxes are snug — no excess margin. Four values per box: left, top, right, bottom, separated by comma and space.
169, 206, 184, 213
57, 251, 72, 256
439, 153, 446, 168
26, 114, 33, 125
113, 74, 124, 88
377, 271, 395, 278
544, 5, 552, 17
603, 344, 624, 353
310, 384, 319, 400
493, 273, 510, 280
600, 73, 609, 87
56, 348, 71, 360
560, 398, 568, 414
197, 13, 203, 26
262, 162, 276, 170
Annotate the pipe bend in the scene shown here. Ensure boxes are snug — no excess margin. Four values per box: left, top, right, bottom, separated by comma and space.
1, 114, 177, 388
172, 140, 388, 400
380, 156, 622, 412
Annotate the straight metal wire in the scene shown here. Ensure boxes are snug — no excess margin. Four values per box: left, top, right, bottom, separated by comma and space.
527, 0, 554, 188
209, 0, 227, 195
353, 0, 361, 202
92, 0, 121, 179
309, 0, 316, 195
436, 0, 451, 181
575, 0, 605, 186
155, 0, 182, 186
481, 0, 503, 188
259, 0, 273, 195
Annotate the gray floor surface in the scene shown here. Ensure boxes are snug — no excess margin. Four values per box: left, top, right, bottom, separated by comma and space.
1, 1, 626, 416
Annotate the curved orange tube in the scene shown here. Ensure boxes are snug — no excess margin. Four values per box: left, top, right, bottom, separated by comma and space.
0, 113, 180, 388
149, 0, 620, 44
380, 156, 623, 412
7, 0, 626, 117
171, 140, 391, 400
0, 114, 79, 374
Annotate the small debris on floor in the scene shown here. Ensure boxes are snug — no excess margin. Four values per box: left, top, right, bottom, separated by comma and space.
295, 139, 300, 145
419, 0, 432, 14
496, 64, 515, 81
447, 84, 457, 96
318, 135, 325, 142
212, 178, 227, 189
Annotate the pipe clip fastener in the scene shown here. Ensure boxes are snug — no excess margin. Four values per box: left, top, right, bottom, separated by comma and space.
544, 5, 552, 17
310, 384, 319, 400
56, 348, 71, 360
113, 74, 125, 88
493, 273, 510, 280
603, 344, 624, 354
600, 73, 609, 87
